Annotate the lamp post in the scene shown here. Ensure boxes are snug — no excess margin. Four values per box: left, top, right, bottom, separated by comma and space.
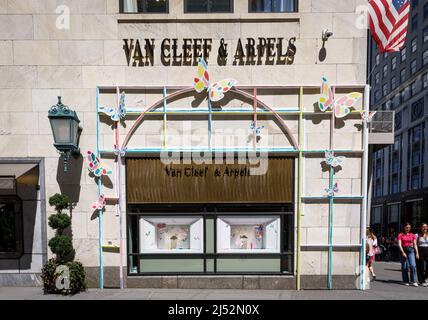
48, 97, 82, 172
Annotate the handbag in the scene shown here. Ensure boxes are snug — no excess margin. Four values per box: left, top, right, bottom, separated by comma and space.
374, 246, 382, 255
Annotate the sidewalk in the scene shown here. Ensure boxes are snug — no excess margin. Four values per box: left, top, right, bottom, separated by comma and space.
1, 262, 428, 300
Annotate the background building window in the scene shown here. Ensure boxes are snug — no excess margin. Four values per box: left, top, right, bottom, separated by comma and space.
410, 81, 417, 96
424, 27, 428, 42
392, 56, 397, 70
185, 0, 233, 13
383, 83, 388, 96
411, 99, 424, 122
401, 47, 407, 62
391, 76, 397, 90
423, 73, 428, 88
375, 72, 380, 85
411, 38, 417, 53
389, 135, 402, 194
371, 206, 383, 236
120, 0, 168, 13
423, 49, 428, 66
400, 68, 406, 82
387, 204, 400, 236
395, 111, 402, 130
374, 149, 385, 198
383, 64, 388, 78
249, 0, 297, 12
410, 59, 417, 75
408, 123, 425, 190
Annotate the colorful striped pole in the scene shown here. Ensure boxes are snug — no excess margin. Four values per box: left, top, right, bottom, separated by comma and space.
96, 87, 104, 289
115, 87, 124, 290
297, 86, 304, 290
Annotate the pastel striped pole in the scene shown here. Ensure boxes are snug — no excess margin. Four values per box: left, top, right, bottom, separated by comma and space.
296, 86, 304, 290
163, 86, 167, 148
360, 85, 370, 290
115, 87, 124, 290
96, 87, 104, 289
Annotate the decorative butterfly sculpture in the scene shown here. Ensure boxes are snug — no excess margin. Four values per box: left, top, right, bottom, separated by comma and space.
325, 183, 339, 197
194, 58, 237, 102
114, 144, 127, 157
87, 151, 113, 177
360, 111, 377, 124
91, 194, 106, 211
325, 151, 345, 168
99, 91, 126, 122
319, 77, 363, 118
250, 121, 265, 135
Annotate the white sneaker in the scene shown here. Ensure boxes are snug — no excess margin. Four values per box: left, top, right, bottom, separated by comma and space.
403, 283, 410, 286
422, 283, 428, 287
412, 283, 419, 287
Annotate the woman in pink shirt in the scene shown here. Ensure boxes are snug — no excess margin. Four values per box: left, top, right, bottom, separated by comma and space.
398, 223, 420, 287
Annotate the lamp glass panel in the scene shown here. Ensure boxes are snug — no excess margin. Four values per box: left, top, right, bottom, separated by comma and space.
50, 118, 71, 144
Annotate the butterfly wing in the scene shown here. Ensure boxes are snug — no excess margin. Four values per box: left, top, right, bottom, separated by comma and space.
87, 151, 100, 173
87, 151, 111, 177
319, 77, 334, 112
209, 79, 237, 102
194, 58, 210, 93
99, 106, 116, 118
118, 92, 126, 120
331, 156, 345, 168
334, 92, 362, 118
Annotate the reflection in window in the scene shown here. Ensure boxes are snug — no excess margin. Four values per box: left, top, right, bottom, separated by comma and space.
185, 0, 233, 13
249, 0, 297, 12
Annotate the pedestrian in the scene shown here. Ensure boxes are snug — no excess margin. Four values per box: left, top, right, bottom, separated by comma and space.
366, 228, 378, 279
417, 222, 428, 287
398, 223, 420, 287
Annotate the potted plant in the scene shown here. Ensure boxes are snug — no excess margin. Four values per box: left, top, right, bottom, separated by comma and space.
41, 193, 86, 295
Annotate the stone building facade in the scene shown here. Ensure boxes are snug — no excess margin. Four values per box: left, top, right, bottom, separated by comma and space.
0, 0, 370, 289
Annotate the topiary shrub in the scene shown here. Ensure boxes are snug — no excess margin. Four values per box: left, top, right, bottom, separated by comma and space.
41, 259, 86, 295
48, 235, 73, 260
48, 193, 70, 213
48, 213, 71, 231
42, 193, 86, 295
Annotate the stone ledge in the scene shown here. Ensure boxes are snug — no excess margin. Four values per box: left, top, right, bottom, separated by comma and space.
0, 273, 42, 287
85, 267, 357, 290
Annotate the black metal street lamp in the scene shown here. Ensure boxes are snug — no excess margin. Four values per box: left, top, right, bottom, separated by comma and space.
48, 97, 82, 172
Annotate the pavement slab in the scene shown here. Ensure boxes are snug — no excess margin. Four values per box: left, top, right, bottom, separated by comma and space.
0, 262, 428, 300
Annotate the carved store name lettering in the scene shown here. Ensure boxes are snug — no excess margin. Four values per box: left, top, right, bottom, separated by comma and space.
123, 37, 297, 67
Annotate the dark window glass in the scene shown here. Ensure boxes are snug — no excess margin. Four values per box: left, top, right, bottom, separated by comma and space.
249, 0, 297, 12
411, 99, 424, 122
185, 0, 233, 13
411, 60, 417, 75
411, 14, 418, 32
408, 123, 425, 190
0, 197, 22, 257
121, 0, 168, 13
395, 111, 402, 130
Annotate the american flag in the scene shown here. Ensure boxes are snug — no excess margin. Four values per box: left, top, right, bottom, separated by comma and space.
368, 0, 411, 53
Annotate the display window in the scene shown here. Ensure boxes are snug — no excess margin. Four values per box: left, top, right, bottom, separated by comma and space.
139, 216, 204, 254
217, 216, 281, 253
